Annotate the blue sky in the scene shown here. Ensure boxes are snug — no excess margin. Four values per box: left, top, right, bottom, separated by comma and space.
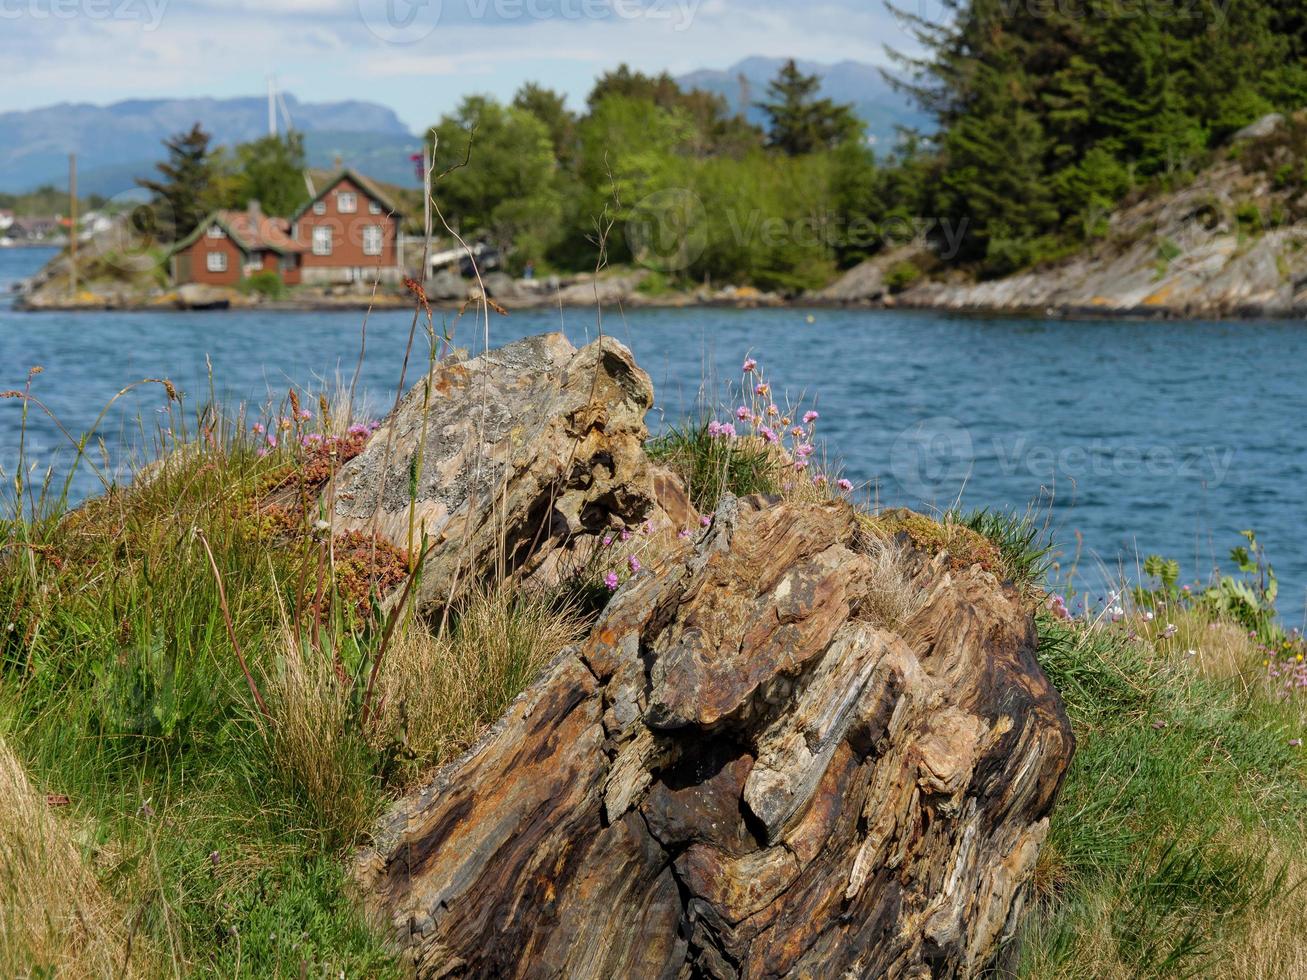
0, 0, 919, 130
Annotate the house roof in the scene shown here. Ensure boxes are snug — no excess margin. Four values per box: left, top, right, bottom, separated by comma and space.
171, 209, 306, 256
289, 168, 405, 222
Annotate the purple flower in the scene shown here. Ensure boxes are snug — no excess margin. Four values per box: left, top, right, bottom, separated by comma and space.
1291, 738, 1302, 748
718, 423, 737, 439
759, 426, 778, 444
628, 555, 642, 574
803, 410, 819, 424
707, 420, 723, 437
252, 422, 265, 435
796, 443, 814, 458
736, 406, 751, 421
700, 515, 712, 527
837, 478, 853, 492
755, 383, 770, 397
604, 572, 620, 591
742, 357, 757, 373
602, 535, 613, 547
677, 529, 691, 541
620, 529, 632, 542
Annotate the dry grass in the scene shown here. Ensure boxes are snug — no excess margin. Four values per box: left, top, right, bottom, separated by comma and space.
0, 738, 150, 978
372, 585, 588, 777
265, 641, 380, 851
857, 534, 926, 631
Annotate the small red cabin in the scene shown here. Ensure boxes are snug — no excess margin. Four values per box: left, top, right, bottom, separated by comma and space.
290, 169, 405, 285
171, 205, 305, 287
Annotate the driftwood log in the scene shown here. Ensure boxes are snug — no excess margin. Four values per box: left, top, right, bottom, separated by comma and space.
356, 488, 1074, 978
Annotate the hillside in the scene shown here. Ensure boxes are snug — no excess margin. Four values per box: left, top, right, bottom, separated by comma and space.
815, 115, 1307, 318
677, 57, 930, 148
0, 95, 421, 195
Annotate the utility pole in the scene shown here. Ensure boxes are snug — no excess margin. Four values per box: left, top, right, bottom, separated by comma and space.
69, 153, 77, 298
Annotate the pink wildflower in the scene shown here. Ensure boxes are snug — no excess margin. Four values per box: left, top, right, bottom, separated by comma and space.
620, 529, 632, 542
718, 423, 736, 439
628, 555, 642, 574
803, 411, 819, 424
603, 535, 613, 547
604, 572, 620, 591
759, 426, 778, 444
700, 515, 712, 527
677, 529, 691, 541
837, 478, 853, 492
736, 406, 750, 421
755, 383, 770, 397
742, 357, 757, 373
796, 443, 814, 458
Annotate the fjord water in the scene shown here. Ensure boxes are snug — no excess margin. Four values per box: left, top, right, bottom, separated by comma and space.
4, 246, 1306, 616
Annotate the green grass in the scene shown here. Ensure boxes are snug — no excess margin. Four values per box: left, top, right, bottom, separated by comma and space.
955, 507, 1054, 588
647, 420, 781, 512
1013, 612, 1307, 978
0, 392, 588, 976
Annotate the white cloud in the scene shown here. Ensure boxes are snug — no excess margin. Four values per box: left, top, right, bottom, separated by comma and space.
0, 0, 918, 130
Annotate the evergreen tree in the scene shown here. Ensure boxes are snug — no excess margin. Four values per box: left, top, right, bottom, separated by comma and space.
757, 60, 861, 155
135, 123, 217, 242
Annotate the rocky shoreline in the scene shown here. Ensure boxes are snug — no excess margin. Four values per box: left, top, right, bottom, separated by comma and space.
16, 139, 1307, 319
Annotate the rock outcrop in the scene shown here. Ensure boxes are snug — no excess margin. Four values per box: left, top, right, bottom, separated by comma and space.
356, 488, 1075, 977
814, 150, 1307, 318
328, 333, 660, 611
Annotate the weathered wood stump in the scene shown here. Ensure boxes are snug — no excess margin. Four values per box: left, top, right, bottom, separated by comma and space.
356, 492, 1074, 978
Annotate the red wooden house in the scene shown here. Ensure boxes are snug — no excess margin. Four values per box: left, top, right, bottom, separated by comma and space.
290, 169, 405, 285
170, 205, 305, 287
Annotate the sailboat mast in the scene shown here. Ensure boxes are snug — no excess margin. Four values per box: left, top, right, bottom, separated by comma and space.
267, 74, 277, 138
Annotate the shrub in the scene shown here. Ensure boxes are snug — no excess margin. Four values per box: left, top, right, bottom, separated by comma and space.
240, 270, 289, 299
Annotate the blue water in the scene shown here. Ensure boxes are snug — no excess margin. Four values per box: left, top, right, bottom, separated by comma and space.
3, 246, 1306, 616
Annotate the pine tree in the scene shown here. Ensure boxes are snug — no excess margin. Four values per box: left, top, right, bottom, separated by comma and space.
757, 60, 861, 156
135, 123, 217, 242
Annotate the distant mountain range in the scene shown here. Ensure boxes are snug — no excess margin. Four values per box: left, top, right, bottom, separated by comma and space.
0, 59, 928, 196
677, 57, 932, 149
0, 95, 422, 195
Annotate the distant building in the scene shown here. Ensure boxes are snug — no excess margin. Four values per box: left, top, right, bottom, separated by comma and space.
290, 169, 405, 284
0, 210, 13, 232
9, 216, 60, 242
170, 204, 305, 287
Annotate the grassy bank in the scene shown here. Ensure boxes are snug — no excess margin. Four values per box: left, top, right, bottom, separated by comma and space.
2, 357, 1305, 977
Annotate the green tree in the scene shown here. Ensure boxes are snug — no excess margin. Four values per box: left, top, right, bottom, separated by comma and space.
227, 132, 310, 216
135, 123, 218, 241
756, 60, 861, 156
430, 96, 563, 270
512, 83, 578, 166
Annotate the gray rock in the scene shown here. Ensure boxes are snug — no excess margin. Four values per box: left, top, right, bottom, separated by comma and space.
327, 332, 659, 611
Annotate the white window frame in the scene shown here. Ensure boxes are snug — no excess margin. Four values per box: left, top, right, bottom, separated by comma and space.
368, 200, 382, 215
206, 251, 228, 273
362, 225, 383, 256
312, 226, 333, 256
312, 200, 326, 215
337, 191, 357, 214
206, 224, 225, 239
